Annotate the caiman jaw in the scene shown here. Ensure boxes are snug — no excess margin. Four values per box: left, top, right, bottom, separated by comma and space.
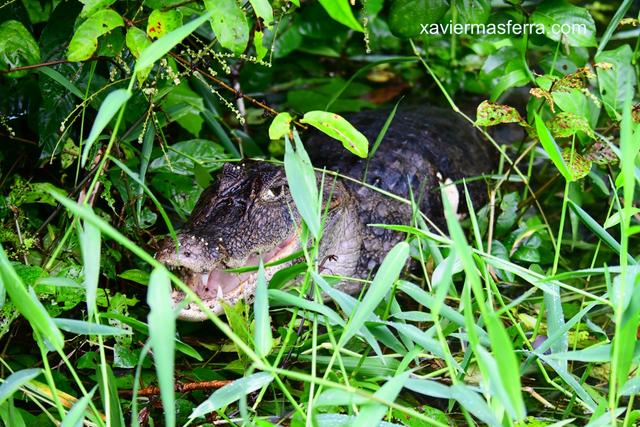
170, 231, 300, 321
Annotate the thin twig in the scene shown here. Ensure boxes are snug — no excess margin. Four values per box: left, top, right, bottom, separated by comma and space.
119, 380, 232, 397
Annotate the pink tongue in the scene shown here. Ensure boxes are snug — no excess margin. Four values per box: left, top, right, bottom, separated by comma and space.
207, 270, 250, 294
204, 232, 299, 296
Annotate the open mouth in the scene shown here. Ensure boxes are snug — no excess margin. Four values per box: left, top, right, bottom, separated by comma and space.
170, 232, 300, 321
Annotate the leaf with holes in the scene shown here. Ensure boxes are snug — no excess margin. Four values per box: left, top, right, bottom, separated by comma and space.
561, 149, 591, 181
476, 101, 524, 127
547, 112, 595, 139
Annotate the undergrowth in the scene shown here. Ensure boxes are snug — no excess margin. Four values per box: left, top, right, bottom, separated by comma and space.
0, 0, 639, 426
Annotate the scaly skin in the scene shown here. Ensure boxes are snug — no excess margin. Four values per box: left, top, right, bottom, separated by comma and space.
156, 106, 495, 321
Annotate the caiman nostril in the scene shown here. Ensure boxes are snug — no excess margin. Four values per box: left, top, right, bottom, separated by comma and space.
184, 251, 191, 257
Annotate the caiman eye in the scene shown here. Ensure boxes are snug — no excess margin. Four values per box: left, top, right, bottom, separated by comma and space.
262, 185, 285, 201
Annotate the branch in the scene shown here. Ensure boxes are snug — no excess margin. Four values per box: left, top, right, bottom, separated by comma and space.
119, 379, 232, 397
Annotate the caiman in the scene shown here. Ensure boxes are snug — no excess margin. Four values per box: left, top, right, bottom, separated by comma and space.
156, 106, 496, 321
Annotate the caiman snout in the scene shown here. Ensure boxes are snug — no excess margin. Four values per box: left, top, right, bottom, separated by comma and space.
156, 234, 221, 273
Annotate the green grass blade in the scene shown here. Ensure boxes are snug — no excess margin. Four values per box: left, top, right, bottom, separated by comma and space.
269, 289, 344, 326
568, 200, 635, 264
0, 246, 64, 351
536, 352, 598, 410
78, 221, 101, 318
253, 261, 272, 358
38, 67, 84, 99
0, 369, 42, 407
60, 387, 96, 427
534, 113, 572, 181
315, 389, 369, 407
147, 267, 175, 427
442, 188, 526, 420
189, 372, 273, 419
544, 284, 568, 370
81, 88, 131, 167
109, 156, 177, 243
353, 371, 410, 427
284, 131, 320, 238
338, 241, 409, 346
101, 312, 202, 360
53, 318, 132, 336
368, 99, 401, 160
596, 0, 634, 55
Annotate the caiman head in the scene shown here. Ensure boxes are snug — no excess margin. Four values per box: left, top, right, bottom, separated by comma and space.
156, 160, 361, 321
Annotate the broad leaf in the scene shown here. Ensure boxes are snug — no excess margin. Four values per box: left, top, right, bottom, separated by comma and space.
67, 9, 124, 61
0, 21, 41, 78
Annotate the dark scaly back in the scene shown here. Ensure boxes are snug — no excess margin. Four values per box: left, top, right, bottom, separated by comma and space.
305, 105, 495, 221
304, 105, 495, 276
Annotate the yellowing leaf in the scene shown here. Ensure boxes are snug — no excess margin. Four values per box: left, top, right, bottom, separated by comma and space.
146, 9, 183, 40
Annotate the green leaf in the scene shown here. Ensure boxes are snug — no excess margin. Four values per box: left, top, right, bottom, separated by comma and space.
317, 0, 363, 32
189, 372, 273, 419
0, 246, 64, 351
126, 26, 151, 58
455, 0, 490, 25
147, 9, 183, 39
389, 0, 448, 38
81, 88, 131, 167
284, 130, 320, 238
442, 189, 525, 421
60, 387, 96, 427
79, 0, 116, 18
0, 369, 41, 407
249, 0, 274, 26
353, 372, 410, 427
475, 100, 525, 127
53, 318, 132, 335
0, 20, 41, 78
338, 242, 409, 346
118, 269, 150, 285
595, 45, 637, 119
147, 267, 176, 427
135, 11, 212, 74
561, 149, 592, 181
269, 113, 293, 140
79, 221, 101, 317
67, 9, 124, 62
301, 110, 369, 158
567, 200, 635, 265
149, 138, 225, 175
534, 113, 572, 182
253, 261, 272, 358
547, 112, 595, 139
203, 0, 249, 55
490, 69, 530, 101
596, 0, 634, 55
406, 380, 501, 426
531, 0, 596, 47
38, 66, 84, 99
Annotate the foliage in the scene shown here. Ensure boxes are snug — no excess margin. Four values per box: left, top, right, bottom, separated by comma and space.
0, 0, 639, 426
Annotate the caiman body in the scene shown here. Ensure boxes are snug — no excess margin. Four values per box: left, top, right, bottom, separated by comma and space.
156, 106, 495, 320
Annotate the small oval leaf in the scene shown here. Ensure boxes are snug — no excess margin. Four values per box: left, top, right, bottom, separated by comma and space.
301, 110, 369, 158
